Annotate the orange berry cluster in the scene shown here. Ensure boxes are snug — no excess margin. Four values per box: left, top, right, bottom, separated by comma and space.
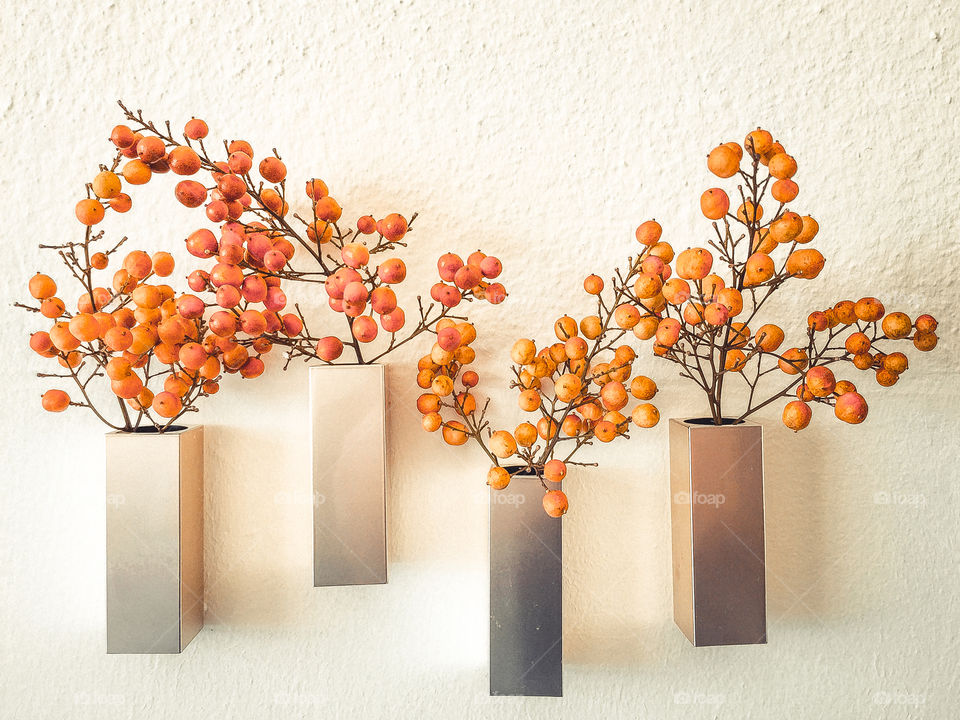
781, 303, 938, 430
23, 115, 294, 429
109, 105, 506, 367
613, 128, 939, 429
415, 250, 661, 517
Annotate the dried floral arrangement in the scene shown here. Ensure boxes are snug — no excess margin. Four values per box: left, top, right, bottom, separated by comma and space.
116, 103, 507, 370
621, 128, 939, 429
414, 247, 662, 517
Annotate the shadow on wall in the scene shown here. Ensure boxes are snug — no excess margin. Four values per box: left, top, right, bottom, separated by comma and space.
763, 422, 834, 630
562, 460, 667, 668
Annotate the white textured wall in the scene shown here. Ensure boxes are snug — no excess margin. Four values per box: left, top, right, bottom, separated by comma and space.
2, 0, 958, 717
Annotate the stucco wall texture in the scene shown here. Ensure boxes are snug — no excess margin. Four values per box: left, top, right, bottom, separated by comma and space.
1, 1, 958, 718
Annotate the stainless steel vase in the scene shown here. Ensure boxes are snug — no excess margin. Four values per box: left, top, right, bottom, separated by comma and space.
105, 425, 204, 654
489, 472, 562, 697
669, 417, 766, 647
310, 364, 387, 587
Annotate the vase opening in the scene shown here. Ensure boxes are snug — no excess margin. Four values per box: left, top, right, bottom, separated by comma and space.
684, 417, 745, 426
128, 425, 189, 434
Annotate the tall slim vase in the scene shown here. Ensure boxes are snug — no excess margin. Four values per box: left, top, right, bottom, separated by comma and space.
310, 364, 387, 587
669, 418, 766, 647
105, 425, 204, 654
489, 473, 562, 697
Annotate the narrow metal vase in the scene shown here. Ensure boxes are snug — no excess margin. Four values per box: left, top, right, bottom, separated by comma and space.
310, 364, 387, 587
105, 425, 204, 654
489, 472, 562, 697
669, 417, 766, 647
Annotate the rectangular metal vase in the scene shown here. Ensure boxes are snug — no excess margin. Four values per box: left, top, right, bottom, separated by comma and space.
489, 475, 562, 697
310, 364, 387, 587
106, 425, 204, 654
669, 418, 766, 647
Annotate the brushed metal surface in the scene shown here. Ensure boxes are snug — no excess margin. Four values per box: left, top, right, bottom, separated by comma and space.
105, 425, 204, 654
669, 418, 766, 647
310, 364, 387, 587
489, 473, 562, 697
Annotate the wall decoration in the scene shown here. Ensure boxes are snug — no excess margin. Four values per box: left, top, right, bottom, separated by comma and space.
116, 104, 508, 586
620, 128, 940, 646
18, 116, 281, 651
413, 255, 662, 695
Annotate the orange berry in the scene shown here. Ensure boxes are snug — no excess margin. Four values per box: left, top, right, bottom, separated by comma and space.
635, 220, 662, 246
259, 157, 287, 183
700, 188, 730, 220
769, 212, 803, 244
136, 136, 166, 163
742, 253, 774, 286
881, 312, 912, 339
92, 170, 122, 199
543, 459, 567, 483
768, 152, 797, 179
111, 373, 143, 399
152, 391, 183, 418
554, 315, 578, 340
184, 118, 209, 140
883, 352, 908, 374
381, 213, 408, 242
703, 302, 729, 326
675, 247, 713, 280
537, 417, 559, 440
794, 215, 819, 244
707, 145, 739, 178
716, 287, 743, 316
442, 420, 468, 446
782, 400, 812, 431
542, 490, 568, 517
614, 304, 641, 329
835, 392, 868, 424
854, 297, 885, 323
315, 196, 342, 222
110, 193, 132, 213
744, 128, 773, 158
736, 200, 763, 223
75, 198, 105, 225
41, 389, 70, 412
833, 300, 857, 325
656, 318, 681, 346
487, 466, 511, 490
630, 375, 657, 400
805, 366, 836, 397
913, 332, 938, 351
786, 249, 825, 279
510, 338, 536, 365
755, 324, 784, 352
915, 314, 937, 334
68, 313, 101, 342
632, 403, 660, 428
778, 347, 808, 374
518, 389, 541, 412
421, 412, 442, 432
771, 178, 799, 203
122, 159, 152, 185
29, 273, 57, 300
168, 146, 201, 175
110, 125, 136, 148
